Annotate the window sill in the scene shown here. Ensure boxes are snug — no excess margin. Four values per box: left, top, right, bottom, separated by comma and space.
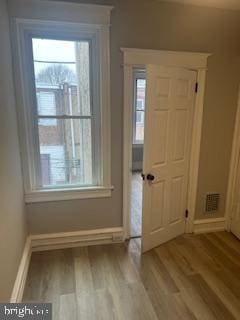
25, 186, 114, 203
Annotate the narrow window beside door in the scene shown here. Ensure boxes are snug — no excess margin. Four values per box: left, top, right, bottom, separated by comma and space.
133, 71, 146, 144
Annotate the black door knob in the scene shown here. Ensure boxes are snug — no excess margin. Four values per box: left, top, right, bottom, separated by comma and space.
146, 174, 155, 181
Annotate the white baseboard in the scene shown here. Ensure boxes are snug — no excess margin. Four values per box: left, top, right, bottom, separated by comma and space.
193, 217, 226, 234
11, 227, 124, 301
10, 238, 31, 303
30, 227, 124, 252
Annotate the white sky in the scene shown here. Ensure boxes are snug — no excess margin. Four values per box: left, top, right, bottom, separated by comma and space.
32, 38, 79, 75
32, 39, 76, 62
32, 38, 90, 80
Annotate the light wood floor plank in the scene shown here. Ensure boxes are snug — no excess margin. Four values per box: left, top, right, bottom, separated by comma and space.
73, 247, 94, 294
76, 288, 118, 320
156, 244, 218, 320
59, 293, 77, 320
205, 233, 240, 267
175, 235, 240, 319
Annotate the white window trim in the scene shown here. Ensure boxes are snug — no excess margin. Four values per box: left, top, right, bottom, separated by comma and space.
12, 8, 112, 203
25, 186, 114, 204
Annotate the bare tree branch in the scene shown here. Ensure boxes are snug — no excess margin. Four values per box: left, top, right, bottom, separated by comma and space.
36, 64, 76, 85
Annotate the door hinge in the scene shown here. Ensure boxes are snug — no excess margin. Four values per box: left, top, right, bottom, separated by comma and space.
185, 209, 189, 218
195, 82, 198, 93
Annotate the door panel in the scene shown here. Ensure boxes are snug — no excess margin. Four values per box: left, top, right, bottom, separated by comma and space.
172, 109, 188, 161
152, 112, 169, 164
169, 175, 184, 224
150, 181, 165, 232
142, 65, 196, 252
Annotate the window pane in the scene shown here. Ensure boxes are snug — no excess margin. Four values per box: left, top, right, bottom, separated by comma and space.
134, 75, 146, 143
135, 111, 144, 142
39, 118, 93, 187
32, 39, 76, 62
136, 78, 146, 111
36, 85, 85, 117
32, 38, 91, 116
37, 90, 57, 125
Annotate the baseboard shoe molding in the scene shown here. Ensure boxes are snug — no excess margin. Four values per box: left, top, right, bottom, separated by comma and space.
30, 227, 124, 252
10, 237, 32, 303
193, 217, 226, 234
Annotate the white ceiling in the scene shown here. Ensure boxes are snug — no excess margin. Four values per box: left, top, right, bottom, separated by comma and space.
158, 0, 240, 11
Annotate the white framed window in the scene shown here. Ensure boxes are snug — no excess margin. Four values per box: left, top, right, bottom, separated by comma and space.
133, 70, 146, 145
13, 9, 112, 202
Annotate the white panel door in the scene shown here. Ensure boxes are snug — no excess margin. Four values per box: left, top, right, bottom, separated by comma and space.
231, 152, 240, 240
142, 65, 196, 252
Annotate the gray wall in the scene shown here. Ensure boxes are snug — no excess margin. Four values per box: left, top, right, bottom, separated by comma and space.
196, 55, 240, 218
8, 0, 240, 234
0, 0, 27, 301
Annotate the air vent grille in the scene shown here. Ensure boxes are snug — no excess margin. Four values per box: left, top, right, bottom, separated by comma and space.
205, 193, 220, 213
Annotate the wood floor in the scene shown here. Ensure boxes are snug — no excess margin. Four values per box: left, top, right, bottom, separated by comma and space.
23, 231, 240, 320
130, 172, 142, 237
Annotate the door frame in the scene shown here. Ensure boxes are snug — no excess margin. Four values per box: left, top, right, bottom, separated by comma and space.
225, 85, 240, 231
121, 48, 211, 240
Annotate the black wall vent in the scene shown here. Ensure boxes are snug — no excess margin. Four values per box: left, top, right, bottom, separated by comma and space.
205, 193, 220, 213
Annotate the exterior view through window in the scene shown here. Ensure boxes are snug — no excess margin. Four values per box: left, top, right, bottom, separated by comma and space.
133, 71, 146, 144
32, 38, 93, 188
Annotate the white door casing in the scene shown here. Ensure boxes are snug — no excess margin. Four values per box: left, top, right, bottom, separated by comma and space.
121, 48, 211, 241
142, 65, 196, 252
